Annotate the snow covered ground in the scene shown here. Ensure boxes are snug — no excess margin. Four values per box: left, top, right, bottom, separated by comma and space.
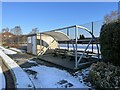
10, 48, 26, 53
0, 49, 34, 89
0, 45, 90, 89
59, 44, 101, 55
0, 66, 6, 90
24, 60, 89, 89
0, 46, 17, 55
60, 46, 101, 59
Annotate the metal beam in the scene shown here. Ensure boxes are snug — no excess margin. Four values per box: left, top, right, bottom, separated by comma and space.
76, 25, 100, 60
40, 25, 77, 34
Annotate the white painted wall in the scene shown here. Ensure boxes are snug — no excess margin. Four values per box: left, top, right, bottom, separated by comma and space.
32, 36, 36, 55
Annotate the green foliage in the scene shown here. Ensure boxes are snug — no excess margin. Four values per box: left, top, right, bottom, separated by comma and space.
87, 62, 120, 89
100, 22, 120, 66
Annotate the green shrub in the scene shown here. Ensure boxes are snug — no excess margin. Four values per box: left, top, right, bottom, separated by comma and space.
100, 22, 120, 66
86, 62, 120, 89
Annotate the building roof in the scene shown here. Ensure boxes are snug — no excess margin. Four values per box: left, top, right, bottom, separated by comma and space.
27, 25, 96, 42
41, 25, 95, 42
43, 31, 70, 41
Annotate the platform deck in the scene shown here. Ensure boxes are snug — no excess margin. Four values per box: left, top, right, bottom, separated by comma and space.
38, 54, 97, 71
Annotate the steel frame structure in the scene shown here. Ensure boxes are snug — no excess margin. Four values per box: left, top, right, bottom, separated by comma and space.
40, 25, 100, 69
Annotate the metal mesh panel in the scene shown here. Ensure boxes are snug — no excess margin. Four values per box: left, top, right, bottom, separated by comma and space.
68, 27, 75, 39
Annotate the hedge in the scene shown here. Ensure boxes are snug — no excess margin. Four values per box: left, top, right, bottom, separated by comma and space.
99, 21, 120, 66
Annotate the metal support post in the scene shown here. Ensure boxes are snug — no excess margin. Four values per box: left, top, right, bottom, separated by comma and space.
67, 28, 69, 50
75, 26, 78, 69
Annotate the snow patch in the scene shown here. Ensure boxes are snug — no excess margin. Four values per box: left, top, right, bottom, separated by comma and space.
0, 66, 6, 90
0, 50, 34, 89
0, 46, 17, 55
10, 48, 26, 53
27, 60, 37, 64
24, 65, 88, 88
74, 68, 92, 88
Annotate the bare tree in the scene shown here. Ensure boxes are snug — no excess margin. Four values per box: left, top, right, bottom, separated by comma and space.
10, 26, 22, 35
10, 26, 23, 45
2, 28, 9, 33
104, 11, 118, 24
30, 28, 39, 34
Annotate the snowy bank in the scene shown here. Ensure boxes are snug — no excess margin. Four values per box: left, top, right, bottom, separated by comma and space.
0, 66, 6, 90
24, 60, 89, 89
0, 50, 34, 89
0, 46, 17, 55
10, 48, 26, 53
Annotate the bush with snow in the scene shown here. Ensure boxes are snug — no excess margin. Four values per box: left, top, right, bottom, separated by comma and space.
85, 62, 120, 89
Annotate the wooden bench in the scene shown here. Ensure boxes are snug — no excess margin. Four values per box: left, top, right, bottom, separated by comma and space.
53, 48, 98, 61
53, 48, 69, 58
